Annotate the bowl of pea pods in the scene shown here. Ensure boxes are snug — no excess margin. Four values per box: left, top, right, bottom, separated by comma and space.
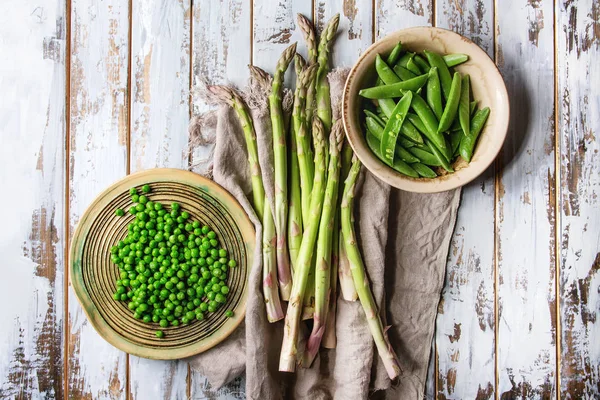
342, 27, 509, 193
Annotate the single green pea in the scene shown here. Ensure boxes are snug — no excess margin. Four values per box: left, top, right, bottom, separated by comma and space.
142, 184, 151, 193
129, 187, 137, 196
156, 330, 164, 338
115, 208, 125, 217
225, 310, 234, 318
132, 194, 140, 203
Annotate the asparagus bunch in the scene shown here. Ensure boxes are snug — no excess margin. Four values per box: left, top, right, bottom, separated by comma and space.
269, 42, 297, 301
303, 122, 344, 366
279, 118, 328, 372
208, 82, 284, 323
341, 156, 402, 380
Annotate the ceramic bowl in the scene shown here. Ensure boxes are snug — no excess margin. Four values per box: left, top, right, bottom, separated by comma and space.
69, 169, 254, 359
342, 27, 509, 193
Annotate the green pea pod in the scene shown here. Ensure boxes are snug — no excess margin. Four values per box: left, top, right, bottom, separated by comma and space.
380, 91, 413, 165
387, 42, 404, 65
450, 130, 462, 157
407, 112, 427, 134
398, 137, 416, 148
364, 109, 386, 127
396, 52, 414, 68
459, 75, 471, 136
450, 100, 478, 131
443, 53, 469, 67
406, 56, 422, 75
412, 162, 437, 178
365, 116, 384, 140
409, 95, 447, 151
426, 140, 454, 172
459, 107, 490, 162
379, 99, 395, 118
400, 119, 424, 144
396, 145, 420, 163
366, 132, 419, 178
392, 64, 417, 81
407, 146, 442, 166
438, 72, 462, 133
426, 67, 443, 120
375, 54, 401, 84
359, 73, 429, 99
424, 50, 453, 100
413, 55, 431, 72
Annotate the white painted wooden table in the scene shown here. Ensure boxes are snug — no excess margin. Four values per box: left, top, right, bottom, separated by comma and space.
1, 0, 598, 399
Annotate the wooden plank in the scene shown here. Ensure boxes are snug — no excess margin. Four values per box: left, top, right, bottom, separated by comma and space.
0, 1, 66, 398
189, 0, 251, 396
376, 0, 432, 37
190, 0, 252, 173
252, 0, 313, 83
315, 0, 374, 67
496, 0, 557, 397
557, 0, 600, 397
433, 1, 496, 398
68, 0, 129, 397
128, 1, 191, 398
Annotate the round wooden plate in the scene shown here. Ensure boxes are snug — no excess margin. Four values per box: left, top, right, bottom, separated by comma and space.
69, 169, 254, 360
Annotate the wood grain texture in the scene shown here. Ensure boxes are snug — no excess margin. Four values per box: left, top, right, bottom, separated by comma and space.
69, 0, 129, 397
0, 0, 66, 398
557, 0, 600, 398
434, 1, 496, 398
128, 1, 191, 397
190, 0, 252, 174
252, 0, 313, 86
315, 0, 374, 67
376, 0, 432, 37
496, 0, 557, 397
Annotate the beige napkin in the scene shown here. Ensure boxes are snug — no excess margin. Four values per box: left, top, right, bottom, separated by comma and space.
187, 68, 461, 399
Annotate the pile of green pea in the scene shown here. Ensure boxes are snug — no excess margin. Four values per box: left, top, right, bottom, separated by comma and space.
110, 184, 236, 338
359, 43, 490, 179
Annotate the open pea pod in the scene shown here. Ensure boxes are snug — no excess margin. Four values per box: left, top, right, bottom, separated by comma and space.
366, 117, 419, 163
366, 132, 419, 178
379, 91, 413, 166
359, 73, 429, 99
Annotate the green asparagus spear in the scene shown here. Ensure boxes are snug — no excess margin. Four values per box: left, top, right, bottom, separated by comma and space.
341, 156, 402, 380
288, 55, 306, 273
269, 42, 297, 301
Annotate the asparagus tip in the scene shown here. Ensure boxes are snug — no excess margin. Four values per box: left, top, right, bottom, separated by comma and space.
331, 121, 345, 155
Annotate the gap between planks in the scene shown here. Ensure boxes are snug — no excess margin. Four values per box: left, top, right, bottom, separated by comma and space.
493, 0, 500, 397
553, 0, 562, 396
125, 0, 133, 398
64, 0, 72, 398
